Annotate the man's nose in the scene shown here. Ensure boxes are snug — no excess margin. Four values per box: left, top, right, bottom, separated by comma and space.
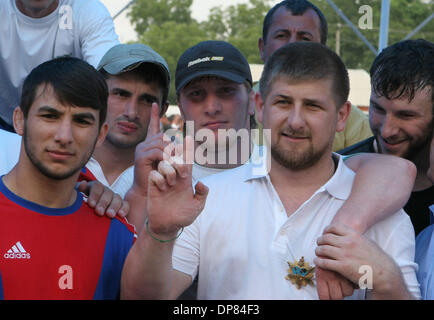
54, 118, 73, 145
203, 94, 222, 116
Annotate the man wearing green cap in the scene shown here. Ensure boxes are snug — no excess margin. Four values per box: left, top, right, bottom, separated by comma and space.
79, 43, 171, 199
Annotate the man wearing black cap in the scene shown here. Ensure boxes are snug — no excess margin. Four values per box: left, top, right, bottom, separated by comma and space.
79, 43, 171, 200
175, 40, 256, 179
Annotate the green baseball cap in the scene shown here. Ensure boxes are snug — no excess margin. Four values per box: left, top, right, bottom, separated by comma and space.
98, 43, 171, 114
98, 43, 170, 91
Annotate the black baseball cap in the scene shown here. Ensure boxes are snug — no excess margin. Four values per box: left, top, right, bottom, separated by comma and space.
175, 41, 252, 94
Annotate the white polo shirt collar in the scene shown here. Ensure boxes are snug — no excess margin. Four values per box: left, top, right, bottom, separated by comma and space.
243, 151, 354, 201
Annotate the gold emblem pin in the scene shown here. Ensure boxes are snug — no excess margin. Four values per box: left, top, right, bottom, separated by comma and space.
285, 256, 315, 289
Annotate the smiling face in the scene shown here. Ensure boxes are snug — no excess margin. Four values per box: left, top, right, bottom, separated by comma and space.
369, 86, 433, 161
259, 7, 321, 62
257, 77, 349, 170
16, 84, 107, 180
104, 72, 163, 150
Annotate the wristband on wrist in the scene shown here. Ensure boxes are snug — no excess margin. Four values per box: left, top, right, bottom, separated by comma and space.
145, 217, 184, 243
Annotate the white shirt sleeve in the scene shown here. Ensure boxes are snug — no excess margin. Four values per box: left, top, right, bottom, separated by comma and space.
172, 217, 201, 281
0, 130, 21, 175
368, 210, 422, 299
75, 0, 120, 67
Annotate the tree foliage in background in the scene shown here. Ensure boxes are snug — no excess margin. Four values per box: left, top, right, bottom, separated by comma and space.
129, 0, 433, 104
129, 0, 272, 103
311, 0, 433, 70
128, 0, 194, 35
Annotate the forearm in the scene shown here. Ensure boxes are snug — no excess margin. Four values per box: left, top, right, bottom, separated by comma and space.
121, 223, 178, 300
369, 287, 415, 300
368, 269, 415, 300
124, 186, 148, 231
334, 154, 416, 233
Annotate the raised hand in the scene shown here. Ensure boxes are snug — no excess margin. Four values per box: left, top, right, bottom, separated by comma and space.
147, 135, 208, 239
130, 102, 172, 198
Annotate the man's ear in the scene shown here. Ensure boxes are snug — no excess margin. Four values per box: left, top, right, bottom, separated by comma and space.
255, 92, 265, 125
258, 37, 265, 62
336, 101, 352, 133
177, 101, 186, 122
13, 106, 25, 136
95, 122, 108, 148
176, 100, 190, 138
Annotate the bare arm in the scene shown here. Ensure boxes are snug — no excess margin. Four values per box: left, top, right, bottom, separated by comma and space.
121, 218, 192, 299
333, 153, 416, 233
121, 137, 208, 299
315, 153, 416, 299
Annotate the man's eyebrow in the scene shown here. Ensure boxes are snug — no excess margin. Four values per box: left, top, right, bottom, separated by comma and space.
73, 112, 96, 122
37, 105, 61, 113
272, 28, 291, 35
370, 99, 383, 109
110, 87, 131, 95
303, 98, 323, 105
298, 30, 314, 37
271, 94, 293, 101
139, 92, 159, 102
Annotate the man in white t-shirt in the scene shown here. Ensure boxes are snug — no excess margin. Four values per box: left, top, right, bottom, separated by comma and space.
122, 42, 420, 300
80, 43, 170, 199
0, 0, 119, 132
0, 129, 21, 174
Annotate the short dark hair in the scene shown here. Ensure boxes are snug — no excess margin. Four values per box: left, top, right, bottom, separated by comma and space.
100, 62, 170, 116
259, 42, 349, 108
370, 39, 434, 108
262, 0, 328, 45
20, 57, 108, 128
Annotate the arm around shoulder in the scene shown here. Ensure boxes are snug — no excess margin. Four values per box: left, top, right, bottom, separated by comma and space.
315, 223, 419, 300
332, 153, 416, 233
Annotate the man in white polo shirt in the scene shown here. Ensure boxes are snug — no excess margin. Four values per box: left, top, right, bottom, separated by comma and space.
121, 42, 420, 300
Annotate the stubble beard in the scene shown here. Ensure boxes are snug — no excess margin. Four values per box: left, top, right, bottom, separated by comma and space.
271, 136, 331, 171
23, 127, 97, 180
105, 129, 147, 150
